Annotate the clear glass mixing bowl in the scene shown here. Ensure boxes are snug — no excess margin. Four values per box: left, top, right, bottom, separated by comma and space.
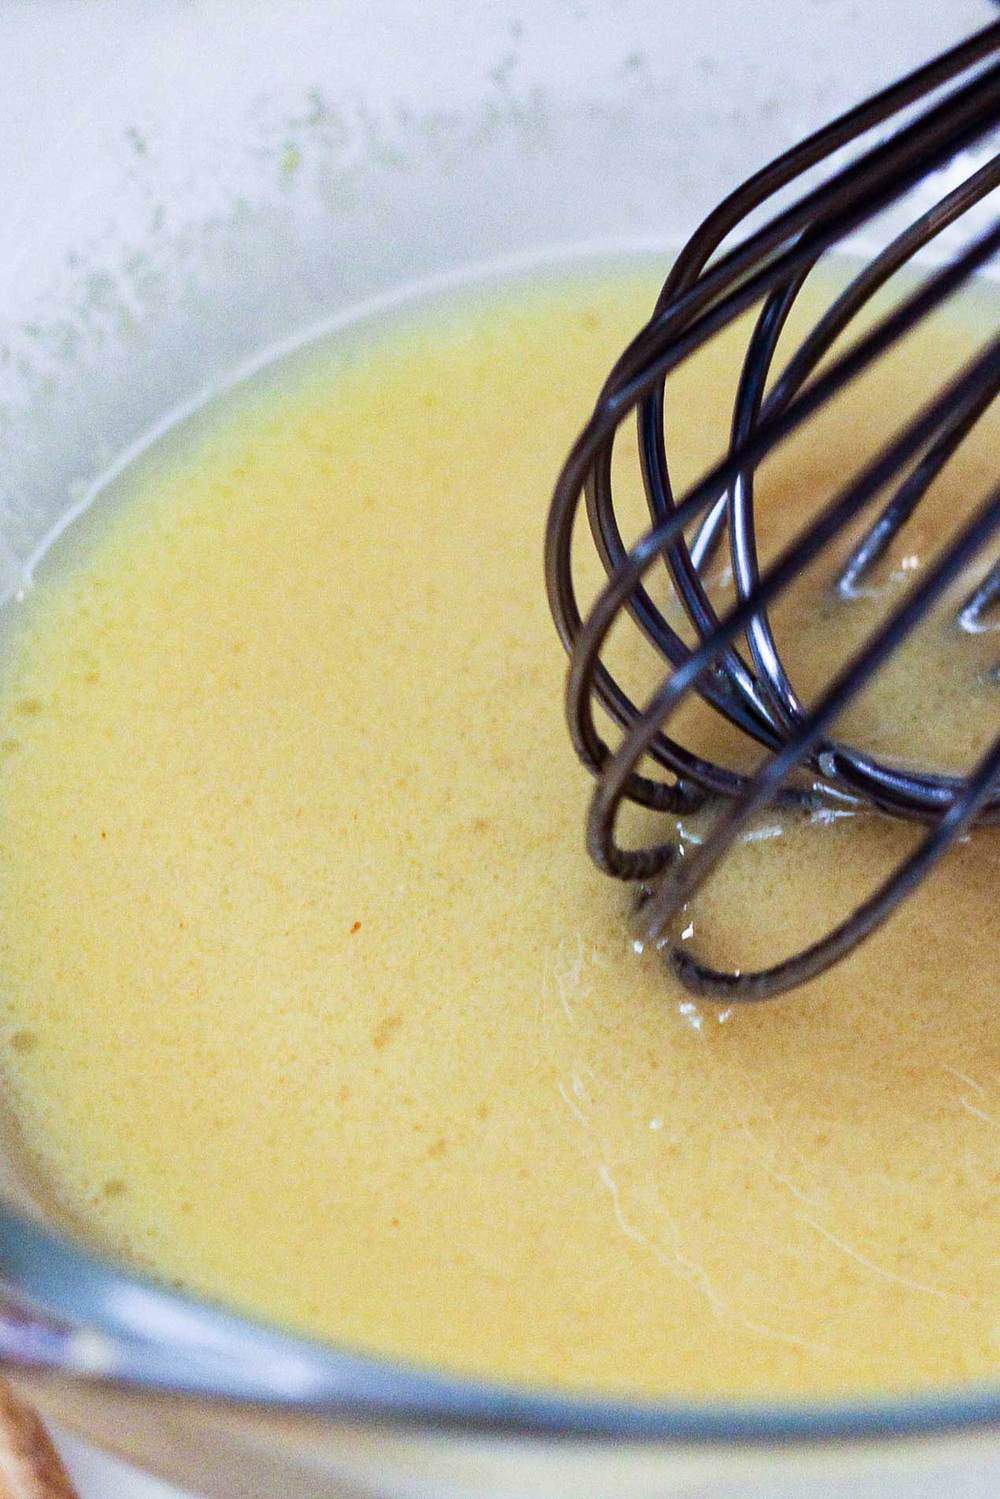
0, 3, 996, 1495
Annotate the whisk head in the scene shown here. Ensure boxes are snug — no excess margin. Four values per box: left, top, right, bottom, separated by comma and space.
545, 21, 1000, 1002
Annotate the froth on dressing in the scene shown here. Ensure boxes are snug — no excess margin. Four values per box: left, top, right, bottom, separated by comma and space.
0, 266, 996, 1399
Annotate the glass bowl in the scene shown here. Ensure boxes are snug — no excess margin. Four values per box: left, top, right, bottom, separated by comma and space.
0, 3, 996, 1494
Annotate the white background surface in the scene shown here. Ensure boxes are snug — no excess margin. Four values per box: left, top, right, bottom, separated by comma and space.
56, 1430, 191, 1499
51, 1424, 1000, 1499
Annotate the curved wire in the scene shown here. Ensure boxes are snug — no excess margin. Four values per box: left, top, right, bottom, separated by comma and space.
581, 342, 1000, 878
544, 27, 1000, 995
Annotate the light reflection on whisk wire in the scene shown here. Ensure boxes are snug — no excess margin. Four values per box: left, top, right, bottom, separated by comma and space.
545, 20, 1000, 1001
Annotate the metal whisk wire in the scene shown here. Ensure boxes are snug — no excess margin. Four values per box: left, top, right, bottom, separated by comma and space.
545, 20, 1000, 1002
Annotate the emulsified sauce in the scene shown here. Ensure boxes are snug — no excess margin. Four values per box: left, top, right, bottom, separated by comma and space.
0, 267, 995, 1398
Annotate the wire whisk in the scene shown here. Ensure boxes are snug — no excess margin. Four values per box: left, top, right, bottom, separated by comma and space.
545, 20, 1000, 1002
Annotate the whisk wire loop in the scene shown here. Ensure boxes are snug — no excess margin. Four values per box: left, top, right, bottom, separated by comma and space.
546, 22, 1000, 1000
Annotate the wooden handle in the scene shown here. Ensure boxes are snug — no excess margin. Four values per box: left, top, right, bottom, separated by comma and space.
0, 1381, 78, 1499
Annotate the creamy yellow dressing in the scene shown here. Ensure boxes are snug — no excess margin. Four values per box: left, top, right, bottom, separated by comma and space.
0, 267, 996, 1398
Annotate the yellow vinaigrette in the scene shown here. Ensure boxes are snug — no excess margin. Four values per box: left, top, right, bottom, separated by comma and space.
0, 267, 995, 1397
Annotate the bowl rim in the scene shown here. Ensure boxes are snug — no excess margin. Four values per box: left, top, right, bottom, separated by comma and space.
0, 1207, 996, 1446
0, 258, 996, 1450
0, 249, 997, 1456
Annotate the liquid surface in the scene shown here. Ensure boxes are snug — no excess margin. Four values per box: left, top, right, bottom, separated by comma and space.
0, 266, 996, 1399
